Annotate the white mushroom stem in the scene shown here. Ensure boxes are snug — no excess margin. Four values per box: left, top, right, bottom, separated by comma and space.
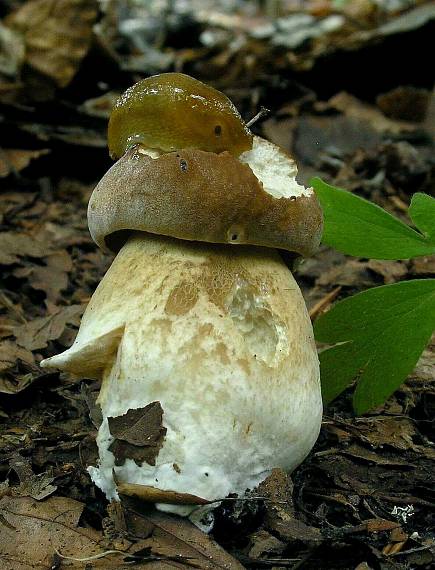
41, 232, 322, 518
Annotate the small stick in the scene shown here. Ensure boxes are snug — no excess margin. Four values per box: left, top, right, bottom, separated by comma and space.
309, 286, 342, 320
246, 106, 270, 128
390, 545, 433, 557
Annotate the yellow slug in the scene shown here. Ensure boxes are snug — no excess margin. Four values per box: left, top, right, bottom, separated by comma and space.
108, 73, 253, 159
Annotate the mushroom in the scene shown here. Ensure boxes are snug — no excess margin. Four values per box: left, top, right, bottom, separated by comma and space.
41, 73, 323, 522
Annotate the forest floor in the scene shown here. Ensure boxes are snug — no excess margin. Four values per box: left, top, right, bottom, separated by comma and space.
0, 1, 434, 569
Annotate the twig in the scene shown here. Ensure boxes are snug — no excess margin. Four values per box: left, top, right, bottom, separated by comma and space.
309, 286, 342, 320
390, 545, 434, 557
246, 106, 270, 128
55, 548, 195, 564
54, 549, 124, 562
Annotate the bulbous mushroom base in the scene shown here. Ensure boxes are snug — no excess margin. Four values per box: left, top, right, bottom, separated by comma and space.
42, 234, 322, 519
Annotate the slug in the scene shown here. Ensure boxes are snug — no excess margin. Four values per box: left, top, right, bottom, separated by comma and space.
108, 73, 253, 159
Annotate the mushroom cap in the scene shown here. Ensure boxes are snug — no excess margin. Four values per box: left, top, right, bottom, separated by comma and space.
88, 136, 323, 257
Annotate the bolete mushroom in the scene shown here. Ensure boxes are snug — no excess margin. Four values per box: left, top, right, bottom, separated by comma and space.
41, 73, 323, 522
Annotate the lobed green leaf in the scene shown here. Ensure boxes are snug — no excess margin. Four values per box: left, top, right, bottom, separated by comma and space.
314, 280, 435, 414
409, 192, 435, 241
311, 178, 435, 259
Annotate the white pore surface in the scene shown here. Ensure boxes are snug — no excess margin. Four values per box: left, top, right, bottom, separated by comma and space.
42, 235, 322, 520
240, 136, 312, 199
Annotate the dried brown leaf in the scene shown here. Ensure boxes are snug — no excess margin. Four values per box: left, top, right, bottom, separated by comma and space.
0, 495, 104, 569
20, 122, 107, 147
0, 23, 25, 77
28, 250, 73, 303
124, 504, 245, 569
13, 304, 84, 351
0, 341, 34, 373
316, 259, 376, 289
0, 192, 37, 225
341, 444, 411, 467
329, 92, 416, 134
366, 260, 408, 285
257, 469, 322, 545
0, 340, 39, 394
79, 433, 99, 469
354, 418, 417, 451
410, 255, 435, 277
294, 114, 381, 166
9, 456, 57, 500
118, 482, 209, 506
6, 0, 98, 88
390, 527, 408, 542
108, 402, 167, 467
0, 148, 50, 178
80, 383, 103, 428
0, 232, 49, 265
20, 474, 57, 501
365, 518, 400, 533
81, 92, 119, 118
376, 86, 430, 122
248, 529, 286, 559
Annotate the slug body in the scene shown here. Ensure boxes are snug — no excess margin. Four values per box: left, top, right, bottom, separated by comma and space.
108, 73, 253, 159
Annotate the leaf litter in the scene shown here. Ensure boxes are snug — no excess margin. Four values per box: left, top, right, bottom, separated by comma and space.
0, 0, 434, 568
108, 402, 167, 467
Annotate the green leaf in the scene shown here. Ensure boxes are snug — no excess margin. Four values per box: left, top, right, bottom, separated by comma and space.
311, 178, 435, 259
314, 280, 435, 414
409, 193, 435, 241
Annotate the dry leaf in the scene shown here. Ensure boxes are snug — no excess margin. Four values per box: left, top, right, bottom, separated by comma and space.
18, 473, 57, 501
258, 469, 322, 545
0, 232, 49, 265
13, 304, 85, 351
0, 341, 34, 373
27, 250, 73, 303
341, 444, 411, 467
410, 255, 435, 276
0, 148, 50, 178
248, 529, 286, 559
0, 192, 37, 225
0, 23, 25, 77
329, 92, 416, 134
8, 456, 57, 500
6, 0, 98, 88
365, 518, 400, 533
376, 86, 430, 122
316, 259, 376, 289
118, 482, 210, 506
354, 418, 418, 452
108, 402, 167, 467
366, 260, 408, 285
80, 383, 103, 428
124, 503, 245, 569
20, 122, 108, 147
0, 495, 105, 568
0, 340, 38, 394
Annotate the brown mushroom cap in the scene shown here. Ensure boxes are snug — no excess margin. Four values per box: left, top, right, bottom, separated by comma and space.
88, 140, 323, 256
